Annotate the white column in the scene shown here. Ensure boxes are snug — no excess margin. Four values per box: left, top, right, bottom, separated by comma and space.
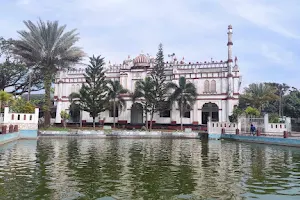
193, 103, 198, 123
285, 117, 291, 132
218, 109, 222, 122
3, 107, 9, 123
55, 102, 62, 123
34, 108, 39, 124
264, 113, 269, 132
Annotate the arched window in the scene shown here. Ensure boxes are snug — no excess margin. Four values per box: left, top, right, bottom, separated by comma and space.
211, 80, 216, 93
204, 80, 209, 93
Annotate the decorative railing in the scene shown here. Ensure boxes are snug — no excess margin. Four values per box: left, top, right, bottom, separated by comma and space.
208, 121, 240, 134
267, 123, 287, 133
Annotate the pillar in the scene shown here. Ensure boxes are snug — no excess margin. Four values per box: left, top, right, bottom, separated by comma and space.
264, 113, 269, 133
55, 101, 62, 123
34, 107, 39, 124
3, 107, 9, 123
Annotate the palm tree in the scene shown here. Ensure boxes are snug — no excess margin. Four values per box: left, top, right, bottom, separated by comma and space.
242, 83, 278, 112
132, 77, 156, 130
0, 90, 14, 113
12, 19, 85, 126
106, 80, 129, 128
166, 77, 197, 131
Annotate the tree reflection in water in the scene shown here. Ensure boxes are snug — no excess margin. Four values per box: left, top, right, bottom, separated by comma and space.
0, 139, 300, 199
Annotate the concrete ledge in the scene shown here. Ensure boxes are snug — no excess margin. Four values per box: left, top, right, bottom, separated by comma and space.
0, 132, 19, 145
38, 130, 201, 139
20, 130, 38, 139
208, 133, 222, 140
39, 134, 107, 138
221, 134, 300, 147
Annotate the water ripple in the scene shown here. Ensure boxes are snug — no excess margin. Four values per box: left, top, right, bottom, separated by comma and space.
0, 139, 300, 199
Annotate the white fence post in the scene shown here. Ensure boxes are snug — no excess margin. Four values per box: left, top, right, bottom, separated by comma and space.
3, 107, 9, 123
34, 107, 39, 124
264, 113, 269, 133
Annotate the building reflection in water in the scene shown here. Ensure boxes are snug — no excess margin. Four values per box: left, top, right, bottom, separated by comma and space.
0, 139, 300, 199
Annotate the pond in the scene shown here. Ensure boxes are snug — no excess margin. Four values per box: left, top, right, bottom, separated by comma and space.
0, 139, 300, 200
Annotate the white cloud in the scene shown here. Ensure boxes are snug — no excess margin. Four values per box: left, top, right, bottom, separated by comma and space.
218, 0, 300, 39
2, 0, 299, 89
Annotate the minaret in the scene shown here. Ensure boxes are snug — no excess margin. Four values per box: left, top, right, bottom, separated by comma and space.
226, 25, 234, 121
227, 25, 233, 64
227, 25, 234, 97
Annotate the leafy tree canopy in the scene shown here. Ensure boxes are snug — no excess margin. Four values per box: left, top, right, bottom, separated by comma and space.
0, 37, 43, 94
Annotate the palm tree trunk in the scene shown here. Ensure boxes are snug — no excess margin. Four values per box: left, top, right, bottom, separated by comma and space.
44, 73, 52, 127
93, 117, 95, 129
150, 111, 154, 131
113, 99, 116, 129
63, 120, 66, 129
180, 96, 183, 131
145, 108, 148, 130
79, 110, 82, 128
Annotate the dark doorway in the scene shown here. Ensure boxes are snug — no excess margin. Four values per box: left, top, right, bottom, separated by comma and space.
202, 103, 219, 124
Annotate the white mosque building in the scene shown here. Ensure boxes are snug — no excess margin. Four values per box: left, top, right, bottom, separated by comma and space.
54, 25, 241, 127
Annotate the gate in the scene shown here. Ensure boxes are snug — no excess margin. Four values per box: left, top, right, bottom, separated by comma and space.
239, 116, 265, 134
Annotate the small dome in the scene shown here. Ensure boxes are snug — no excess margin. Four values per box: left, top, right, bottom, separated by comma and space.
133, 53, 149, 64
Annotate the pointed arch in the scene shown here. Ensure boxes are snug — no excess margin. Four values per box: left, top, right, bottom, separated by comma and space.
204, 80, 209, 93
211, 80, 216, 93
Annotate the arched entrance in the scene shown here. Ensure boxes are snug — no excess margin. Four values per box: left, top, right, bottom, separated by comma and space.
202, 103, 219, 124
131, 103, 143, 124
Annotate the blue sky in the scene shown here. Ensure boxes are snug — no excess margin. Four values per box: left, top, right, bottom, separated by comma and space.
1, 0, 300, 90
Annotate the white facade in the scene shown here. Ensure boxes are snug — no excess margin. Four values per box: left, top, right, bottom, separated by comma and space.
54, 25, 242, 125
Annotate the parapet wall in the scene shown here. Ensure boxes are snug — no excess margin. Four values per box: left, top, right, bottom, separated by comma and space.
207, 114, 291, 136
0, 107, 39, 141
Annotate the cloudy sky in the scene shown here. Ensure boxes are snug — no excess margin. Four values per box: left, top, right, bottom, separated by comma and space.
1, 0, 300, 89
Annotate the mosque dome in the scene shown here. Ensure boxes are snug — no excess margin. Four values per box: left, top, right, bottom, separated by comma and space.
133, 53, 149, 64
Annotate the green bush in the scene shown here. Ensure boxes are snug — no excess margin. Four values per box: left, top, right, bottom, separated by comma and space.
269, 113, 280, 123
11, 98, 35, 113
245, 106, 260, 117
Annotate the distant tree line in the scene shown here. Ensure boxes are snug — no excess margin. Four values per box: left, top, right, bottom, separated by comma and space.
230, 82, 300, 123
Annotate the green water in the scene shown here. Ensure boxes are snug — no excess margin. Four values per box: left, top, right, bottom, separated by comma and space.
0, 139, 300, 200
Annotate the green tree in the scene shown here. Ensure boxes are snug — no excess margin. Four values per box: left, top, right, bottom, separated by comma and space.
264, 82, 289, 116
106, 80, 129, 128
241, 83, 278, 112
283, 88, 300, 118
166, 77, 197, 130
60, 110, 70, 129
0, 90, 14, 112
78, 55, 108, 128
132, 77, 156, 130
269, 113, 280, 123
149, 43, 167, 130
12, 19, 85, 126
229, 107, 244, 123
11, 97, 35, 113
0, 37, 43, 95
245, 106, 260, 117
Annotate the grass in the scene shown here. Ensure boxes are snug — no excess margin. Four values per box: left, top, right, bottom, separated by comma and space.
39, 126, 193, 132
39, 127, 71, 131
